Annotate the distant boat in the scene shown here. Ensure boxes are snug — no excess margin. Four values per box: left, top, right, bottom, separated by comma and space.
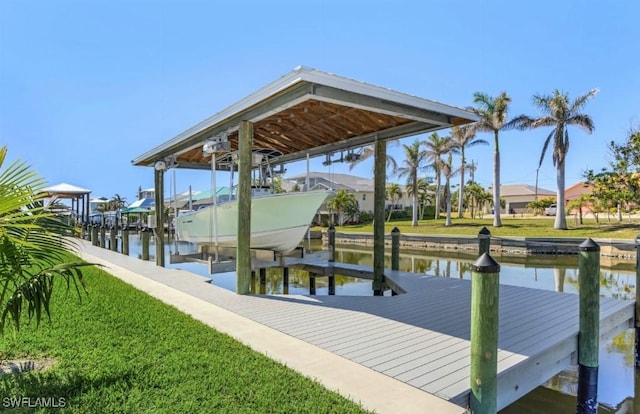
175, 190, 330, 253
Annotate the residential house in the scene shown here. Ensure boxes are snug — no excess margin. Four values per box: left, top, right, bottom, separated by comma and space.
286, 172, 412, 222
499, 184, 555, 214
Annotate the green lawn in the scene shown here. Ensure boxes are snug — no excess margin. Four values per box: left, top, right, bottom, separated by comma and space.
323, 216, 640, 239
1, 266, 370, 413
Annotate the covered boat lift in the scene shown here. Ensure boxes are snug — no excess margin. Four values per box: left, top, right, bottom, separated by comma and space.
131, 66, 478, 294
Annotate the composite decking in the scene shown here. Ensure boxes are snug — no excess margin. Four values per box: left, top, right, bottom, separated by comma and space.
79, 241, 634, 411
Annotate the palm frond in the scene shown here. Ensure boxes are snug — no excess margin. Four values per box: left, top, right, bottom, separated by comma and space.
538, 130, 556, 168
567, 114, 595, 134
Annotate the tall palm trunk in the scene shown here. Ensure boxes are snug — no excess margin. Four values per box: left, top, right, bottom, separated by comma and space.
445, 176, 452, 226
493, 131, 502, 227
411, 170, 418, 226
457, 151, 465, 218
555, 160, 567, 229
434, 172, 441, 220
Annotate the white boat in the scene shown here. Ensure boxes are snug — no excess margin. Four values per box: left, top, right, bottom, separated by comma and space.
175, 190, 330, 253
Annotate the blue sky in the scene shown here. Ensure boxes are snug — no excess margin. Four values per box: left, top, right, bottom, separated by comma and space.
1, 0, 638, 203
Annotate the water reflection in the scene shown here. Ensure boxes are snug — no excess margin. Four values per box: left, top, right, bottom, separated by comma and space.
126, 236, 637, 413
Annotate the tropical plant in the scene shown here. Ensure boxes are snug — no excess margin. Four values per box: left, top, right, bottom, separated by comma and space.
326, 189, 359, 226
514, 88, 598, 229
423, 132, 455, 220
385, 183, 403, 222
0, 146, 90, 334
110, 193, 127, 210
465, 183, 491, 219
450, 125, 487, 218
441, 153, 456, 226
472, 91, 517, 227
413, 178, 433, 220
395, 139, 428, 226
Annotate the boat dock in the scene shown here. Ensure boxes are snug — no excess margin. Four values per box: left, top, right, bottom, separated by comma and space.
78, 240, 634, 412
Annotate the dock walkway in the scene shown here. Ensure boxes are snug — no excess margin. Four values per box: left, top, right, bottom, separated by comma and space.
78, 240, 634, 412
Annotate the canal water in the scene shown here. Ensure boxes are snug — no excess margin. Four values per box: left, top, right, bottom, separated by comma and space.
127, 236, 637, 413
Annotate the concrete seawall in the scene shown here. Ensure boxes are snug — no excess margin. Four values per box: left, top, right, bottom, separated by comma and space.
320, 231, 638, 259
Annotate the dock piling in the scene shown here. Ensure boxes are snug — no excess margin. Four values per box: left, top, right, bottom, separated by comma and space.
478, 226, 491, 255
259, 268, 266, 294
141, 229, 150, 261
328, 274, 335, 295
99, 225, 106, 249
283, 267, 289, 295
91, 225, 98, 246
122, 228, 129, 256
328, 225, 336, 262
391, 227, 400, 271
309, 273, 316, 295
109, 225, 117, 252
469, 253, 500, 414
577, 238, 600, 414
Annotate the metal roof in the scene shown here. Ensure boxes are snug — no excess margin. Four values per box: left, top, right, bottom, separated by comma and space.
132, 66, 479, 171
40, 182, 91, 197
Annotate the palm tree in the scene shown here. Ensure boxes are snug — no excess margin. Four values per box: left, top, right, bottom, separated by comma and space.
441, 153, 455, 226
385, 183, 403, 222
395, 139, 428, 226
513, 89, 598, 229
423, 132, 454, 220
110, 194, 127, 210
0, 146, 90, 333
414, 179, 433, 219
450, 125, 487, 218
472, 91, 517, 227
326, 189, 358, 226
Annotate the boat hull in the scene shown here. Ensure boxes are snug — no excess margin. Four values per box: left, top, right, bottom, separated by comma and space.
175, 191, 329, 252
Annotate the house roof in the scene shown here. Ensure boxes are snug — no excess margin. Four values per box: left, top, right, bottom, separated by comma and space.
500, 184, 555, 197
128, 198, 155, 208
131, 66, 478, 171
287, 172, 374, 192
565, 182, 592, 199
40, 182, 91, 197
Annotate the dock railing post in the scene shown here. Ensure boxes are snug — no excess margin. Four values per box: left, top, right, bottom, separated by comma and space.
122, 228, 129, 256
577, 238, 600, 414
283, 267, 289, 295
478, 226, 491, 255
635, 234, 640, 367
259, 268, 267, 295
328, 225, 336, 263
109, 225, 117, 252
141, 229, 150, 261
470, 253, 500, 414
91, 225, 98, 246
391, 227, 400, 271
309, 273, 316, 295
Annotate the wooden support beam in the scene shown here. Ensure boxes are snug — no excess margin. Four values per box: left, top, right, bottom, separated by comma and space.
391, 227, 400, 271
122, 228, 129, 256
141, 229, 150, 261
372, 137, 385, 295
154, 168, 165, 267
283, 267, 289, 295
236, 120, 253, 294
309, 273, 316, 295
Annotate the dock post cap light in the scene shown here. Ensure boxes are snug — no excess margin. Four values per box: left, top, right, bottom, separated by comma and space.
154, 160, 167, 171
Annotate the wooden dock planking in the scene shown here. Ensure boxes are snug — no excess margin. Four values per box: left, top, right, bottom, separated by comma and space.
82, 243, 635, 411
